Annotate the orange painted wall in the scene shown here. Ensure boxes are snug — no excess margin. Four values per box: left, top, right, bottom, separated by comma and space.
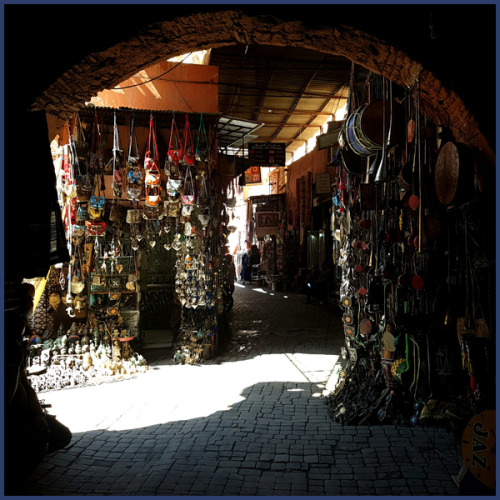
285, 148, 336, 227
93, 61, 218, 114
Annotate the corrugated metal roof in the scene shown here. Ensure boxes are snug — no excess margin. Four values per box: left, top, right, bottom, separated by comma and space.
210, 44, 353, 162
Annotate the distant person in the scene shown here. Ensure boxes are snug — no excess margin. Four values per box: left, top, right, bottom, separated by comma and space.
241, 249, 252, 284
250, 245, 261, 267
225, 254, 236, 293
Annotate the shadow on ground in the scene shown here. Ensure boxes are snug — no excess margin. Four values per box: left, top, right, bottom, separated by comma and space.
24, 380, 459, 496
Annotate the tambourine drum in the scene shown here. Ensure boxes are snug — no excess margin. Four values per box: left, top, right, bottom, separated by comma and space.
345, 105, 381, 156
361, 99, 404, 147
435, 141, 474, 206
345, 100, 404, 157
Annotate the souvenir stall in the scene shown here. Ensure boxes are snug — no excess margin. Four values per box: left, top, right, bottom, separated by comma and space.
326, 73, 495, 426
27, 107, 229, 390
250, 194, 287, 289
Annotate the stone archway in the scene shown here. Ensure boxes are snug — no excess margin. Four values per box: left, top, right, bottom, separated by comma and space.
33, 9, 494, 165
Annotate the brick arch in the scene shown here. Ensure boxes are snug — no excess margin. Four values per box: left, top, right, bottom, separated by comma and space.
34, 9, 494, 165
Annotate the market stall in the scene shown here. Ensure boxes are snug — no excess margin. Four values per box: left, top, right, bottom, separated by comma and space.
26, 107, 233, 390
326, 73, 495, 425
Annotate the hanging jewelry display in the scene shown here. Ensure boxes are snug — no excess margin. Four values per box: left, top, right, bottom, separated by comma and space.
144, 113, 162, 209
126, 112, 143, 203
170, 114, 223, 364
111, 110, 123, 198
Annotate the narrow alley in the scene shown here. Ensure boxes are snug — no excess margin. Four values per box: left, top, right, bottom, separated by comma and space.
24, 284, 460, 496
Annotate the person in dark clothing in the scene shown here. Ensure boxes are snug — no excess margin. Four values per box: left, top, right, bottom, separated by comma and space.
5, 283, 72, 494
305, 264, 331, 304
241, 249, 252, 284
249, 245, 261, 268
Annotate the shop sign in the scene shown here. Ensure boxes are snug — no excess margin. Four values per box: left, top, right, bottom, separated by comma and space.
257, 211, 280, 228
256, 211, 280, 237
315, 173, 331, 194
244, 166, 262, 185
248, 142, 286, 166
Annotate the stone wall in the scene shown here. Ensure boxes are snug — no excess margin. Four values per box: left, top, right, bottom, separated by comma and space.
31, 9, 494, 165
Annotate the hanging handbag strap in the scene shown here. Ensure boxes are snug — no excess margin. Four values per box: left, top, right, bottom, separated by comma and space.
147, 114, 159, 162
67, 120, 82, 177
73, 243, 84, 279
92, 173, 105, 198
75, 113, 86, 144
183, 114, 194, 159
112, 111, 121, 188
90, 111, 103, 157
184, 164, 194, 196
200, 171, 208, 199
195, 114, 208, 159
128, 112, 140, 160
168, 116, 182, 153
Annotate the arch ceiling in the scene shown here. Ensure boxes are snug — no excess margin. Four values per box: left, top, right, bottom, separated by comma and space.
31, 8, 494, 166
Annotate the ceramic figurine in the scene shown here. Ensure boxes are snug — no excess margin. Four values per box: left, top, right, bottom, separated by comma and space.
93, 325, 100, 343
81, 328, 90, 346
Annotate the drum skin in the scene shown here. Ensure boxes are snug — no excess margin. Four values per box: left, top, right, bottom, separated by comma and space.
345, 99, 404, 157
435, 142, 474, 206
361, 99, 405, 146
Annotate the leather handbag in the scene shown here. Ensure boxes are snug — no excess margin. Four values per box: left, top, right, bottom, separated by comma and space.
181, 165, 195, 205
126, 209, 141, 224
77, 174, 93, 202
166, 117, 182, 168
165, 200, 181, 218
143, 205, 163, 220
76, 205, 89, 223
144, 115, 161, 186
167, 178, 183, 197
86, 221, 106, 236
126, 183, 142, 202
145, 185, 161, 207
109, 202, 122, 222
89, 174, 106, 219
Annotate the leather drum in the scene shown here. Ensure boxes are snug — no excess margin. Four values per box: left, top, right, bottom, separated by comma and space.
344, 105, 380, 156
345, 99, 404, 157
361, 99, 404, 147
435, 141, 474, 206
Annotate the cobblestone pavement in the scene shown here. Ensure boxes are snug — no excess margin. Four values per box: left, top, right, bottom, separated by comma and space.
24, 282, 460, 495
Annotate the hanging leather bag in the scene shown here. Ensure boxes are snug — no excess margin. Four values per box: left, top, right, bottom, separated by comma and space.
181, 165, 195, 206
166, 117, 182, 169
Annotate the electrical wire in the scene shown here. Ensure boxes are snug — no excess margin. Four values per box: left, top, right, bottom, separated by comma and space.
112, 53, 193, 90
